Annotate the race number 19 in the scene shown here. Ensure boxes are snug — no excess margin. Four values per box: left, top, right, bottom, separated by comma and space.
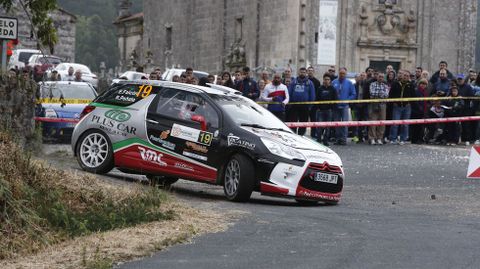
198, 131, 213, 146
136, 85, 153, 98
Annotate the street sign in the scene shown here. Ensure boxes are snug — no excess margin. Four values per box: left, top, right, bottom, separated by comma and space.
0, 17, 18, 40
467, 146, 480, 178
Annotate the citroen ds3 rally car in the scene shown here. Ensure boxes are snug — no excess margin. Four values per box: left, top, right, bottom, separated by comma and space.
71, 81, 344, 204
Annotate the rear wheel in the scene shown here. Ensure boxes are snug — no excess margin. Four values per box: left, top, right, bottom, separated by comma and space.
223, 154, 255, 202
146, 175, 178, 186
76, 130, 114, 174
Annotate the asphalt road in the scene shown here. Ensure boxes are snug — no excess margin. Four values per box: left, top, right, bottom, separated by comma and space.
44, 142, 480, 269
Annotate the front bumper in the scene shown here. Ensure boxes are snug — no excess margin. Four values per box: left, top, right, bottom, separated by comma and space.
260, 161, 343, 202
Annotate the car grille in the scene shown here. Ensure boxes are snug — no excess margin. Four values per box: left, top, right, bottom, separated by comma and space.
298, 162, 343, 194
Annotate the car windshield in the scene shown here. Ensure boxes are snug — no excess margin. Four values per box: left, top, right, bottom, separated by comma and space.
40, 83, 96, 100
209, 94, 292, 133
62, 64, 91, 74
39, 57, 61, 65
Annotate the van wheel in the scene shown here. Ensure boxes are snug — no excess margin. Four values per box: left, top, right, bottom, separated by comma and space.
223, 154, 255, 202
76, 130, 114, 174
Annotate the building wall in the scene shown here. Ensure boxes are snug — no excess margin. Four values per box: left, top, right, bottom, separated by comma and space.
143, 0, 477, 75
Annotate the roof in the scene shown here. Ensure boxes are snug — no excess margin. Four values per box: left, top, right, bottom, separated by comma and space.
114, 80, 241, 97
57, 8, 77, 21
114, 12, 144, 24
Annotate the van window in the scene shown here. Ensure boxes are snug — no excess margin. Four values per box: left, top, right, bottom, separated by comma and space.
19, 52, 36, 64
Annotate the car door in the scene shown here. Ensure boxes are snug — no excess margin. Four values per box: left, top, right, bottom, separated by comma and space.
144, 88, 220, 182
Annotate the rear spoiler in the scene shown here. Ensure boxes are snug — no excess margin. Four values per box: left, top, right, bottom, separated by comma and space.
206, 83, 242, 95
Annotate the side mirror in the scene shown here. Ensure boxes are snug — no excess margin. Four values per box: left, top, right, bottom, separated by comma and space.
191, 114, 207, 131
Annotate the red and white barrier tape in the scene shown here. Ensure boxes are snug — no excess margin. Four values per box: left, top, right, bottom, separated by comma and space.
35, 116, 480, 128
35, 117, 80, 123
286, 116, 480, 128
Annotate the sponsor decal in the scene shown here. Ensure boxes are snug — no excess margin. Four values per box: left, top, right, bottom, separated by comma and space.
283, 166, 298, 179
171, 123, 213, 146
105, 110, 131, 122
138, 146, 167, 166
214, 130, 219, 137
160, 130, 170, 140
185, 141, 208, 154
92, 115, 137, 136
183, 151, 207, 161
149, 135, 176, 151
174, 162, 194, 172
227, 134, 256, 150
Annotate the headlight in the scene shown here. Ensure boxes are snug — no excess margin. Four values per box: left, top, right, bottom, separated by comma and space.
45, 108, 57, 118
261, 138, 306, 161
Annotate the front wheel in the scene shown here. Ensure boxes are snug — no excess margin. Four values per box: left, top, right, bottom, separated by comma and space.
76, 130, 114, 174
223, 154, 255, 202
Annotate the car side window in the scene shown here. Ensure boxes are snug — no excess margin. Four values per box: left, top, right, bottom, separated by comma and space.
155, 90, 219, 129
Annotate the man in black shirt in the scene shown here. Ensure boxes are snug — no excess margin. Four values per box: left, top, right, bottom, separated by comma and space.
315, 73, 338, 146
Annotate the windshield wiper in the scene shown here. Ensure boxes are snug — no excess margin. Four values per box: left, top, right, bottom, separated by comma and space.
240, 123, 290, 133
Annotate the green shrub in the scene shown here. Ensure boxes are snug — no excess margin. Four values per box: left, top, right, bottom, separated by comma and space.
0, 132, 174, 259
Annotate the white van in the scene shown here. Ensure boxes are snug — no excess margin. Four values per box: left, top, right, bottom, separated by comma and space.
8, 49, 42, 69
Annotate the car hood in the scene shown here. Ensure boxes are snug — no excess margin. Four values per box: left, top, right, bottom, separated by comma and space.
41, 103, 86, 118
242, 126, 342, 166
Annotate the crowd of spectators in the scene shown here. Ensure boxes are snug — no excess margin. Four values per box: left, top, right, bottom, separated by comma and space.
155, 61, 480, 147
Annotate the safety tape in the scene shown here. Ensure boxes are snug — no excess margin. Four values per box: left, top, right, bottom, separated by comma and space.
35, 117, 80, 123
257, 96, 480, 105
285, 116, 480, 128
38, 98, 92, 104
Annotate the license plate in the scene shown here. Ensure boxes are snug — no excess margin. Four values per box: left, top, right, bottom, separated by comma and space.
314, 172, 338, 184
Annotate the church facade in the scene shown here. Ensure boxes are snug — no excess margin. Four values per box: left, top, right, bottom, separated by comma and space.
138, 0, 477, 75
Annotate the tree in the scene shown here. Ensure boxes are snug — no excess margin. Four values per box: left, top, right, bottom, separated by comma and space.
0, 0, 58, 52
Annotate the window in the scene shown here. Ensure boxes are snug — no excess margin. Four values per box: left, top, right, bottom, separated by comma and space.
154, 90, 219, 128
166, 27, 172, 51
95, 84, 161, 107
235, 17, 243, 41
379, 0, 397, 4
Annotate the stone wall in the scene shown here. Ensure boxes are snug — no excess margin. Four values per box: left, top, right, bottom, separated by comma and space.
0, 74, 37, 148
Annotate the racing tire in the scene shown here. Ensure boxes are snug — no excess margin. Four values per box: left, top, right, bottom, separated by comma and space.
146, 175, 179, 187
223, 154, 255, 202
295, 199, 319, 206
76, 130, 114, 174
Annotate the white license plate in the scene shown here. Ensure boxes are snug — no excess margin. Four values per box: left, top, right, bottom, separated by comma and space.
314, 172, 338, 184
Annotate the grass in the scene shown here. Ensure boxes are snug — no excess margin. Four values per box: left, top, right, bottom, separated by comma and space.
0, 132, 175, 260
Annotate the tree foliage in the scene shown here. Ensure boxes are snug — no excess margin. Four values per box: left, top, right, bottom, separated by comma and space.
57, 0, 142, 71
0, 0, 58, 51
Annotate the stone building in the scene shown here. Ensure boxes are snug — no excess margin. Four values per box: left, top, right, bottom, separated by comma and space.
114, 0, 144, 73
0, 4, 77, 62
141, 0, 477, 75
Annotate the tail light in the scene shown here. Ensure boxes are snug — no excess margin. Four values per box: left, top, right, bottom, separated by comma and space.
80, 105, 96, 119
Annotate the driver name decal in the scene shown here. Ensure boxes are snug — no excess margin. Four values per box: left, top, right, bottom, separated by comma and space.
138, 146, 167, 166
227, 134, 256, 150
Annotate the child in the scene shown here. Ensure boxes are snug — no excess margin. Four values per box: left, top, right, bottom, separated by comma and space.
426, 95, 447, 144
444, 86, 464, 145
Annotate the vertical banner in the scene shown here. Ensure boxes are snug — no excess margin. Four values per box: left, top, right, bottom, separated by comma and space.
317, 0, 338, 65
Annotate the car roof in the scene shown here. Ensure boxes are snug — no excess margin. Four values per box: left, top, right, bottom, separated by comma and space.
114, 80, 241, 97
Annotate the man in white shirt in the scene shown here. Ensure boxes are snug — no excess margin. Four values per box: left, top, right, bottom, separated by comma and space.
261, 73, 290, 121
